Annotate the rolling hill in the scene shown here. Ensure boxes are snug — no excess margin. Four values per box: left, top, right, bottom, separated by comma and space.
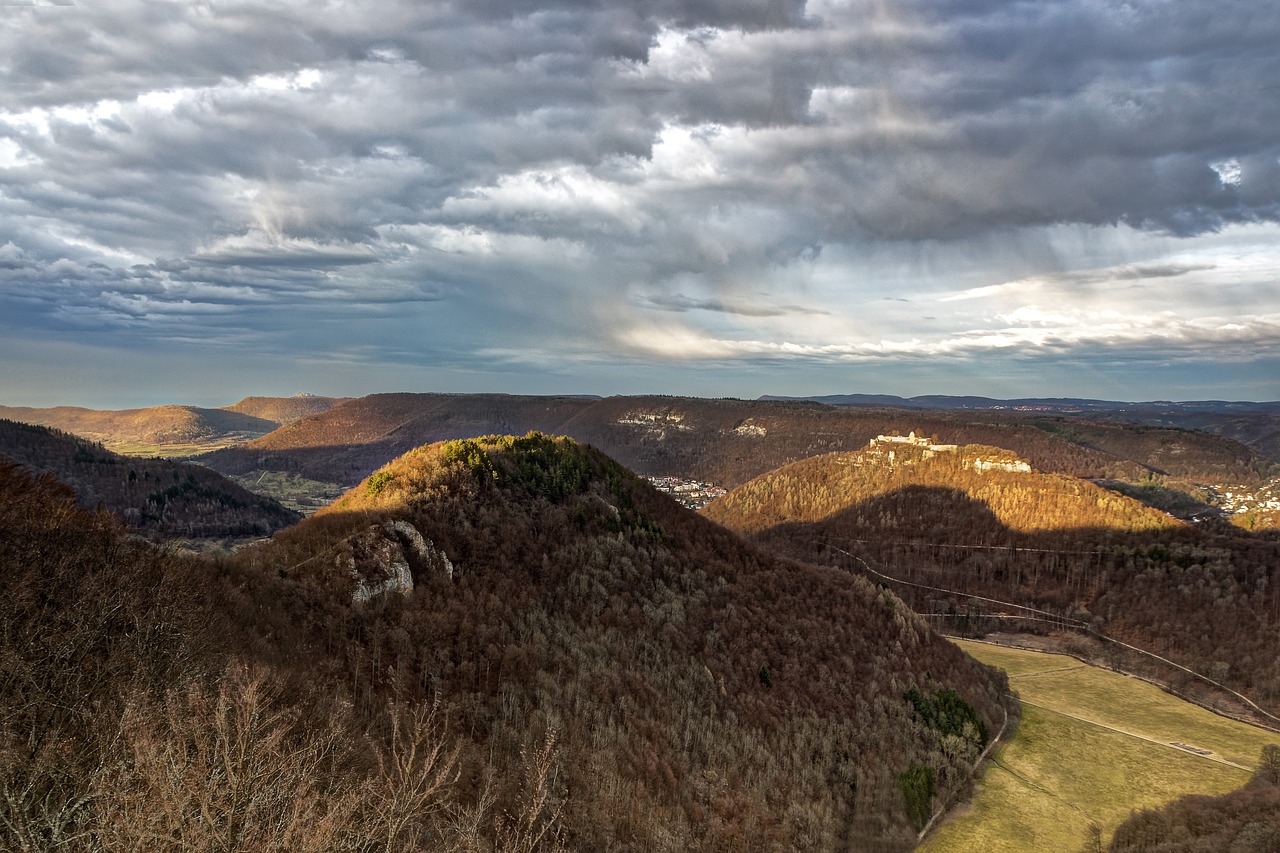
0, 403, 277, 453
702, 438, 1183, 540
222, 393, 346, 425
0, 435, 1016, 850
243, 433, 1016, 849
0, 395, 345, 456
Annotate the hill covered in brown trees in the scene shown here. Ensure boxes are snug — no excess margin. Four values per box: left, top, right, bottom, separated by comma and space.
222, 393, 347, 425
702, 439, 1182, 540
0, 419, 299, 539
0, 435, 1016, 851
705, 439, 1280, 720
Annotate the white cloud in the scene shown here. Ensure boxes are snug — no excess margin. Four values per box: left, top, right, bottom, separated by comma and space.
191, 233, 377, 267
1211, 158, 1242, 187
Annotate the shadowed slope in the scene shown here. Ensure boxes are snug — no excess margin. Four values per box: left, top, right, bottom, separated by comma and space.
1106, 757, 1280, 852
0, 419, 299, 539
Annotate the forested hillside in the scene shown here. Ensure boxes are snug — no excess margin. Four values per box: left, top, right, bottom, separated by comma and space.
703, 441, 1181, 540
200, 394, 1270, 495
256, 434, 1016, 849
222, 393, 346, 424
0, 419, 298, 539
0, 437, 1016, 850
705, 441, 1280, 718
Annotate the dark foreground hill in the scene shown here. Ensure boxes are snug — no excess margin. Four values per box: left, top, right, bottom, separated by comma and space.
0, 436, 1015, 851
199, 393, 1272, 495
0, 419, 299, 539
705, 440, 1280, 719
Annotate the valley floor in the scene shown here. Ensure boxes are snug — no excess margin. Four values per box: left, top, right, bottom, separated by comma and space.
920, 640, 1279, 853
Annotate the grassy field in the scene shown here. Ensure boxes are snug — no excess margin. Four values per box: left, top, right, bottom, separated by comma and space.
104, 438, 251, 457
919, 640, 1279, 853
229, 470, 346, 515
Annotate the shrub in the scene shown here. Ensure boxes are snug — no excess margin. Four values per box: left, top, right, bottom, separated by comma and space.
366, 470, 395, 497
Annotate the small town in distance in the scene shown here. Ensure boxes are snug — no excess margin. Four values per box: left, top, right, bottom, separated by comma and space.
643, 474, 727, 510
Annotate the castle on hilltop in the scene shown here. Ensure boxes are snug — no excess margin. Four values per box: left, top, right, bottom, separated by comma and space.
865, 431, 1031, 473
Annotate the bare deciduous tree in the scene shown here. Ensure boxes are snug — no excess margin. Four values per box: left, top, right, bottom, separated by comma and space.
93, 663, 360, 852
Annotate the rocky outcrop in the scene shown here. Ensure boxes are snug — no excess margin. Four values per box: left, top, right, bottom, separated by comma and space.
339, 519, 453, 605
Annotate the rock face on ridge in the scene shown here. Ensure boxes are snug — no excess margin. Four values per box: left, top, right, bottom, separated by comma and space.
338, 519, 454, 604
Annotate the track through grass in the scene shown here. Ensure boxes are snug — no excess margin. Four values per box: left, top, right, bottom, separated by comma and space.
919, 640, 1277, 853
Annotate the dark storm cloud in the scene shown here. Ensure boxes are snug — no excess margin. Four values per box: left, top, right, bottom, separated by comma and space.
1, 0, 1277, 402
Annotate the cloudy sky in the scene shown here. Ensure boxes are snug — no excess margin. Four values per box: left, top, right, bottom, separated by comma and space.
2, 0, 1278, 407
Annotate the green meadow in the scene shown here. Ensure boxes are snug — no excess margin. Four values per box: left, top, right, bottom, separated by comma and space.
104, 438, 246, 458
229, 470, 345, 514
920, 640, 1279, 853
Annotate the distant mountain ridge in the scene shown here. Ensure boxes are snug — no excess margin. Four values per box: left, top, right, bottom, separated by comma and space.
0, 395, 345, 454
0, 404, 276, 449
200, 393, 1271, 492
222, 393, 347, 425
761, 393, 1280, 414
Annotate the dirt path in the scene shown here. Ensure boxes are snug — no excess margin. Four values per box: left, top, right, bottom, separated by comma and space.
1018, 697, 1252, 770
1007, 664, 1089, 680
